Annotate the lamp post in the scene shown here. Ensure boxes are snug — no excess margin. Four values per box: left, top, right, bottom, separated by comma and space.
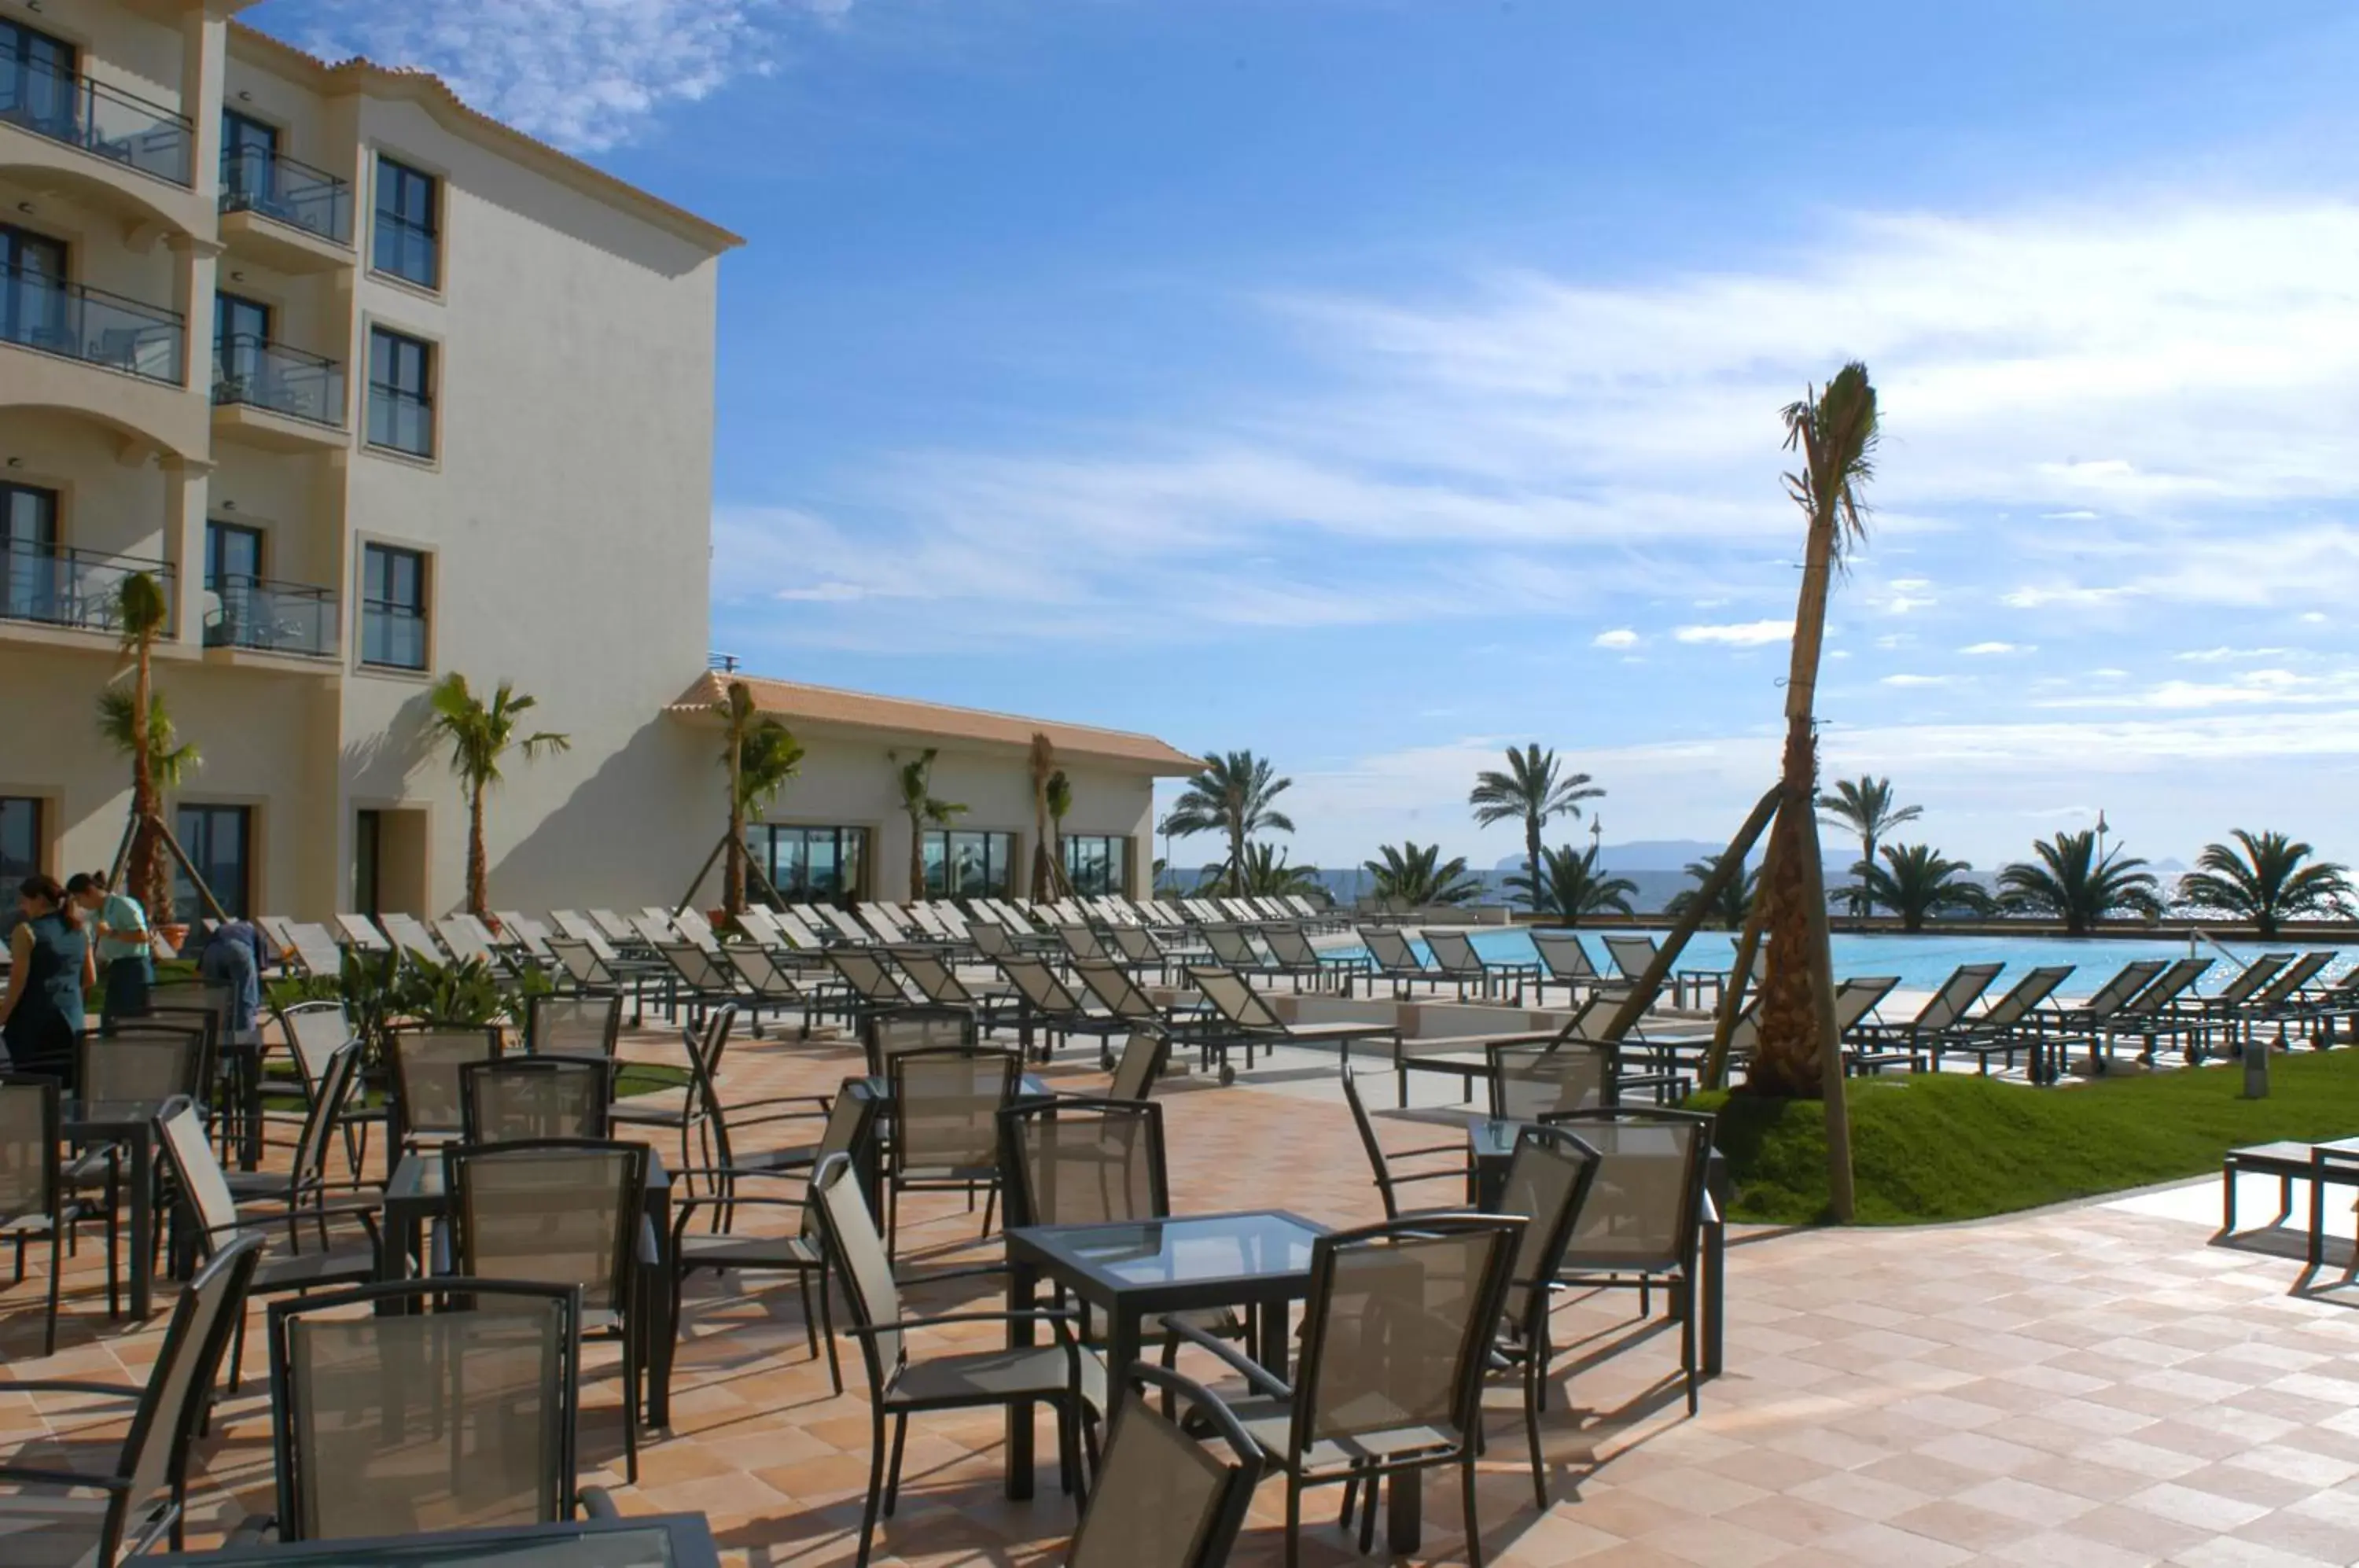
2094, 808, 2110, 864
1590, 815, 1604, 859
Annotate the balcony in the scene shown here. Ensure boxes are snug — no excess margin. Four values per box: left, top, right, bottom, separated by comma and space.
359, 599, 428, 671
212, 334, 348, 451
3, 265, 184, 384
202, 575, 338, 660
219, 145, 355, 272
0, 544, 175, 639
0, 59, 209, 239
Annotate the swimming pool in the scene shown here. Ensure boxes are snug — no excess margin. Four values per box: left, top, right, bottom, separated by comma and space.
1377, 927, 2354, 998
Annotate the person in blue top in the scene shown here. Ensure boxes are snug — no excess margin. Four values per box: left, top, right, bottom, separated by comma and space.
197, 915, 273, 1034
0, 874, 95, 1086
77, 869, 152, 1021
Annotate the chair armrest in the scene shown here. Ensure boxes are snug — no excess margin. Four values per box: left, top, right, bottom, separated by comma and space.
846, 1308, 1076, 1339
0, 1378, 139, 1398
577, 1486, 620, 1521
1383, 1168, 1470, 1189
1159, 1314, 1292, 1400
0, 1464, 128, 1492
896, 1261, 1010, 1288
721, 1094, 831, 1116
1390, 1142, 1470, 1161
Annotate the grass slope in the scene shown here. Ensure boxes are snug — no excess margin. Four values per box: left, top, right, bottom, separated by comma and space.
1693, 1051, 2359, 1225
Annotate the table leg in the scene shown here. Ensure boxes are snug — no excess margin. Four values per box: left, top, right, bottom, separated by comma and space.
1106, 1304, 1143, 1409
127, 1129, 153, 1320
1702, 1202, 1725, 1379
1254, 1295, 1290, 1381
1005, 1257, 1037, 1500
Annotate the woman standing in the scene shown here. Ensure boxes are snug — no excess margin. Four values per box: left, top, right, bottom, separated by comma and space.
0, 874, 94, 1085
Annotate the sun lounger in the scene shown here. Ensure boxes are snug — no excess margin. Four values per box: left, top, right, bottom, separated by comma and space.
1529, 931, 1622, 1007
1423, 927, 1540, 1004
2090, 957, 2214, 1070
1853, 963, 2002, 1064
335, 912, 393, 953
587, 908, 640, 945
1183, 963, 1399, 1084
889, 945, 1021, 1032
376, 911, 449, 969
1927, 965, 2076, 1077
1261, 925, 1365, 993
1357, 926, 1442, 999
1600, 934, 1661, 983
992, 953, 1129, 1062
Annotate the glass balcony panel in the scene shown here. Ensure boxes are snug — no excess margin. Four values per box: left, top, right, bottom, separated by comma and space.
204, 574, 338, 657
219, 144, 353, 243
0, 546, 175, 634
213, 334, 345, 427
0, 54, 193, 186
2, 263, 184, 384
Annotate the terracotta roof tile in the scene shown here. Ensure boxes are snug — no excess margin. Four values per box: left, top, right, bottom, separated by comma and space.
669, 672, 1203, 775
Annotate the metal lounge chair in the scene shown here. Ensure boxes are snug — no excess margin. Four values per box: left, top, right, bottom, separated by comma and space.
1928, 965, 2076, 1076
2091, 957, 2214, 1071
1529, 930, 1621, 1007
1423, 927, 1538, 1004
1183, 964, 1398, 1084
1261, 924, 1366, 994
888, 946, 1022, 1033
1850, 963, 2003, 1069
993, 955, 1127, 1064
1356, 925, 1441, 999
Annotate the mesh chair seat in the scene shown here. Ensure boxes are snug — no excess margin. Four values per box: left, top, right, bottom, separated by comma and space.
889, 1343, 1108, 1413
1231, 1406, 1459, 1470
0, 1489, 120, 1568
677, 1231, 824, 1271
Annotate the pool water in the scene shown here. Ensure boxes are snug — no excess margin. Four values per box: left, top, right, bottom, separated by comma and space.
1377, 927, 2355, 999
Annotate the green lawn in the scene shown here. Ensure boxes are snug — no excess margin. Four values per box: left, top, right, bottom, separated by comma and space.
1692, 1051, 2359, 1225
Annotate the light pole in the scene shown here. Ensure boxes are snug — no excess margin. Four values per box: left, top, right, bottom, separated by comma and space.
2095, 808, 2110, 864
1590, 815, 1604, 861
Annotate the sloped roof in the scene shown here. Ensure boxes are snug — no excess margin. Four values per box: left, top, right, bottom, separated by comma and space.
670, 672, 1203, 775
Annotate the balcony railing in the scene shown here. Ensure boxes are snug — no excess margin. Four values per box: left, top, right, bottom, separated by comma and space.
1, 545, 175, 635
0, 54, 193, 187
214, 334, 346, 427
203, 574, 338, 657
2, 264, 184, 385
220, 145, 353, 244
359, 598, 427, 669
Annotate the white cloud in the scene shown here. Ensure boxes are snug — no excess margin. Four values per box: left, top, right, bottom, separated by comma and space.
2001, 583, 2143, 609
1960, 641, 2030, 655
1675, 620, 1792, 646
1880, 673, 1953, 687
1592, 628, 1640, 649
278, 1, 850, 152
2175, 646, 2289, 662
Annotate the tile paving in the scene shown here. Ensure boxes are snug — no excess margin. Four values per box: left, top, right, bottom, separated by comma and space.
4, 1019, 2359, 1566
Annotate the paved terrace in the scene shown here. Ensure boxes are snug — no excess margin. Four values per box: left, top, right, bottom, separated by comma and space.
6, 1025, 2359, 1566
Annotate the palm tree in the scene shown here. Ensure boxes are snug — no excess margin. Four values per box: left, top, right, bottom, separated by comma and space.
1507, 844, 1637, 926
715, 681, 802, 915
1997, 830, 2163, 935
1751, 362, 1879, 1104
1045, 770, 1073, 889
1841, 843, 1991, 932
2176, 830, 2353, 938
892, 749, 968, 900
1664, 854, 1760, 930
1163, 750, 1295, 896
1469, 745, 1604, 910
1222, 841, 1323, 899
426, 675, 569, 918
1027, 734, 1073, 900
1363, 842, 1483, 907
105, 572, 174, 920
1817, 776, 1923, 918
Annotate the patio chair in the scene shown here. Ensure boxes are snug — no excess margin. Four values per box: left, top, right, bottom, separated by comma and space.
1424, 928, 1538, 1003
889, 947, 1022, 1033
1356, 926, 1441, 999
1850, 963, 2002, 1069
386, 1026, 501, 1147
219, 1043, 379, 1258
77, 1025, 207, 1103
525, 991, 623, 1058
1528, 931, 1624, 1008
1106, 1028, 1173, 1102
1929, 965, 2075, 1076
883, 1045, 1021, 1253
462, 1056, 613, 1141
1538, 1106, 1715, 1414
2, 1074, 102, 1354
442, 1139, 650, 1482
863, 1005, 977, 1076
1185, 965, 1397, 1084
995, 955, 1128, 1063
258, 1279, 615, 1540
610, 1007, 736, 1177
1340, 1062, 1468, 1220
1165, 1213, 1525, 1567
1488, 1039, 1614, 1122
809, 1151, 1096, 1567
1601, 934, 1662, 983
1067, 1364, 1261, 1568
0, 1233, 263, 1563
670, 1086, 883, 1394
1262, 925, 1366, 994
1478, 1123, 1603, 1508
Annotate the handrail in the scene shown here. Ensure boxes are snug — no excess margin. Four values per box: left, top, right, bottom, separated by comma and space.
0, 545, 177, 635
219, 144, 353, 243
1, 264, 184, 385
213, 333, 348, 427
0, 55, 195, 187
203, 573, 339, 657
2, 263, 182, 326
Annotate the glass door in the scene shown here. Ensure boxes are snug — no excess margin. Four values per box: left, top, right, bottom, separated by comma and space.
0, 223, 68, 352
1, 480, 58, 623
0, 21, 77, 142
354, 809, 381, 918
220, 109, 278, 210
214, 292, 270, 399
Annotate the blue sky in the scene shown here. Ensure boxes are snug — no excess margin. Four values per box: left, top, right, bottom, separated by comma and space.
257, 1, 2359, 871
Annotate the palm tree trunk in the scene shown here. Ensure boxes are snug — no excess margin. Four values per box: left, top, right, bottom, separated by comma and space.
723, 745, 746, 917
1599, 786, 1781, 1043
1525, 820, 1542, 918
131, 637, 167, 922
1854, 831, 1874, 920
909, 810, 926, 903
466, 780, 488, 917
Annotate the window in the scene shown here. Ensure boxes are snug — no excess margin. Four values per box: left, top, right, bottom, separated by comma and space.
2, 480, 59, 623
366, 327, 433, 457
745, 825, 868, 904
0, 795, 39, 939
354, 808, 381, 918
0, 22, 76, 141
372, 156, 438, 286
1, 223, 68, 352
213, 290, 270, 393
1064, 835, 1129, 897
205, 520, 263, 590
219, 110, 277, 206
923, 830, 1017, 898
360, 543, 427, 669
175, 804, 252, 922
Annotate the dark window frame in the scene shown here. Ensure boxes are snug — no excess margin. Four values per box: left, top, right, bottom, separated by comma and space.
371, 154, 440, 288
175, 802, 253, 922
745, 824, 870, 905
365, 325, 434, 458
359, 541, 429, 670
922, 829, 1018, 899
1063, 834, 1129, 897
204, 518, 263, 590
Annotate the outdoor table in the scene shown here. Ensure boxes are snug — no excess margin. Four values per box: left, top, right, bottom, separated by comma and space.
2221, 1135, 2359, 1234
1002, 1209, 1330, 1500
1465, 1118, 1730, 1379
62, 1095, 171, 1320
377, 1147, 678, 1429
150, 1511, 720, 1566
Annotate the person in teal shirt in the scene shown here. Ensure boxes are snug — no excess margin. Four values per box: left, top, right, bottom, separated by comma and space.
75, 870, 152, 1021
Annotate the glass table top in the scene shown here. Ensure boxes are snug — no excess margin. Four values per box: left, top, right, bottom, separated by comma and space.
1018, 1210, 1327, 1288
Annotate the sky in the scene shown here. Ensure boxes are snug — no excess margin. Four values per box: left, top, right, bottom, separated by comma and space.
255, 0, 2359, 873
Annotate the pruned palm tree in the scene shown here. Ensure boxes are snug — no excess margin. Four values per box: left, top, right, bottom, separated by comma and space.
1750, 362, 1879, 1102
1163, 750, 1294, 896
1817, 776, 1922, 918
1027, 734, 1074, 900
426, 674, 569, 918
2176, 830, 2353, 938
1045, 770, 1073, 889
893, 749, 968, 900
1507, 844, 1637, 926
1468, 745, 1603, 910
1220, 841, 1323, 899
716, 681, 802, 915
1363, 841, 1483, 907
1997, 830, 2162, 936
106, 572, 175, 920
1664, 853, 1759, 930
1840, 842, 1991, 933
